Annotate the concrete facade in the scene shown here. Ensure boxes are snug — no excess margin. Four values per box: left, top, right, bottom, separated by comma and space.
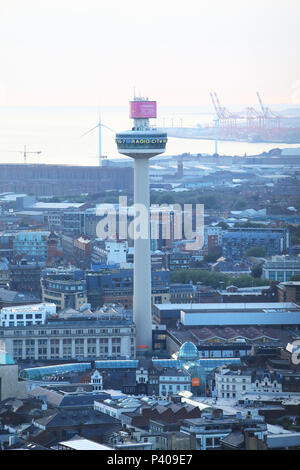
0, 364, 28, 401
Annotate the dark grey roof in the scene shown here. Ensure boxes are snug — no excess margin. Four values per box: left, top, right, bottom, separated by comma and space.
160, 368, 189, 377
220, 431, 245, 448
29, 387, 63, 407
59, 392, 108, 408
34, 409, 119, 428
0, 288, 40, 303
29, 386, 108, 408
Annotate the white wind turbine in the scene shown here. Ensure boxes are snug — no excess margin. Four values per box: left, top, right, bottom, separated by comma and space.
81, 113, 115, 167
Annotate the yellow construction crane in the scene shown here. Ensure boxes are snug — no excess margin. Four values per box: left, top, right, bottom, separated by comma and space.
0, 145, 42, 164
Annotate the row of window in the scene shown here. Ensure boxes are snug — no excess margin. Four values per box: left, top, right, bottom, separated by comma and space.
4, 328, 126, 336
13, 337, 116, 346
2, 313, 43, 320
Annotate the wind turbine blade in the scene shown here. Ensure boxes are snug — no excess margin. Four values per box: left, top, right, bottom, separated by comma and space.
81, 124, 99, 137
100, 123, 115, 133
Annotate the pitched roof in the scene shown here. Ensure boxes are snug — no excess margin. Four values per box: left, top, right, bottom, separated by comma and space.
34, 409, 120, 428
220, 431, 245, 448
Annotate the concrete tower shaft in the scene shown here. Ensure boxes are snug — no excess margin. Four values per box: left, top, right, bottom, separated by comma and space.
115, 98, 167, 350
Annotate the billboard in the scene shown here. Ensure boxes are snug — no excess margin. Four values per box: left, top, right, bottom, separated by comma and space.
130, 101, 157, 119
192, 378, 200, 387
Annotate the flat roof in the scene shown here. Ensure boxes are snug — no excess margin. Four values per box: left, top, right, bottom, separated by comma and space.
58, 438, 113, 450
31, 202, 85, 210
155, 302, 298, 311
267, 433, 300, 448
181, 310, 300, 327
1, 303, 55, 313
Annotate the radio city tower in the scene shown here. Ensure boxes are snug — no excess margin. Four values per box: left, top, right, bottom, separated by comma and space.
116, 97, 167, 351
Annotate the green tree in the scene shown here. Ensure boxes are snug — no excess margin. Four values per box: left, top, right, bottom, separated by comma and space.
170, 269, 269, 289
232, 198, 247, 210
245, 246, 266, 258
235, 222, 268, 229
204, 247, 222, 263
251, 264, 263, 278
216, 221, 229, 230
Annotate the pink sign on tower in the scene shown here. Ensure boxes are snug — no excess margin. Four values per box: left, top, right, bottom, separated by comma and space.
130, 101, 157, 119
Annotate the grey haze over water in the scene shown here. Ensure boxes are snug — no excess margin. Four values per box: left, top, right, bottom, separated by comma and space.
0, 106, 299, 166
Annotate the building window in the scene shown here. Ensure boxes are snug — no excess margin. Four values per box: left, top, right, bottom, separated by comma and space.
206, 438, 213, 448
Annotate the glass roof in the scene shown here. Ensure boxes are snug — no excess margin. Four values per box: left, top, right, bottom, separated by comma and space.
94, 360, 138, 369
0, 351, 15, 365
153, 357, 241, 372
152, 359, 178, 368
18, 356, 241, 381
19, 362, 91, 380
177, 342, 199, 362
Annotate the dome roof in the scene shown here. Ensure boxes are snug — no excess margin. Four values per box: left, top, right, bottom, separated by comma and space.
177, 342, 199, 362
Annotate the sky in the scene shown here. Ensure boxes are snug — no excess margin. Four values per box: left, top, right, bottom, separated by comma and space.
0, 0, 299, 107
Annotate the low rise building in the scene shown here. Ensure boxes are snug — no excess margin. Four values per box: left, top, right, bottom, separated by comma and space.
215, 368, 252, 399
180, 411, 267, 450
159, 368, 191, 397
9, 261, 44, 294
154, 301, 300, 329
215, 368, 282, 400
178, 302, 300, 328
41, 267, 87, 310
263, 256, 300, 282
277, 281, 300, 303
0, 312, 136, 362
166, 252, 191, 271
1, 302, 56, 327
218, 284, 278, 303
211, 260, 251, 277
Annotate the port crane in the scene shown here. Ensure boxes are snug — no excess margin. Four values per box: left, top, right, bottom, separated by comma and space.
256, 91, 281, 129
0, 146, 42, 164
245, 106, 264, 130
210, 92, 242, 136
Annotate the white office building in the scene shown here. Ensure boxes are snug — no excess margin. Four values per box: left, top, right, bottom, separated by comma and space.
105, 240, 128, 265
215, 368, 283, 399
0, 303, 56, 328
159, 368, 191, 396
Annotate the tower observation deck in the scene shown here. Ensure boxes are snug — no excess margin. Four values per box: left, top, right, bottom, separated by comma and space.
116, 97, 167, 351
